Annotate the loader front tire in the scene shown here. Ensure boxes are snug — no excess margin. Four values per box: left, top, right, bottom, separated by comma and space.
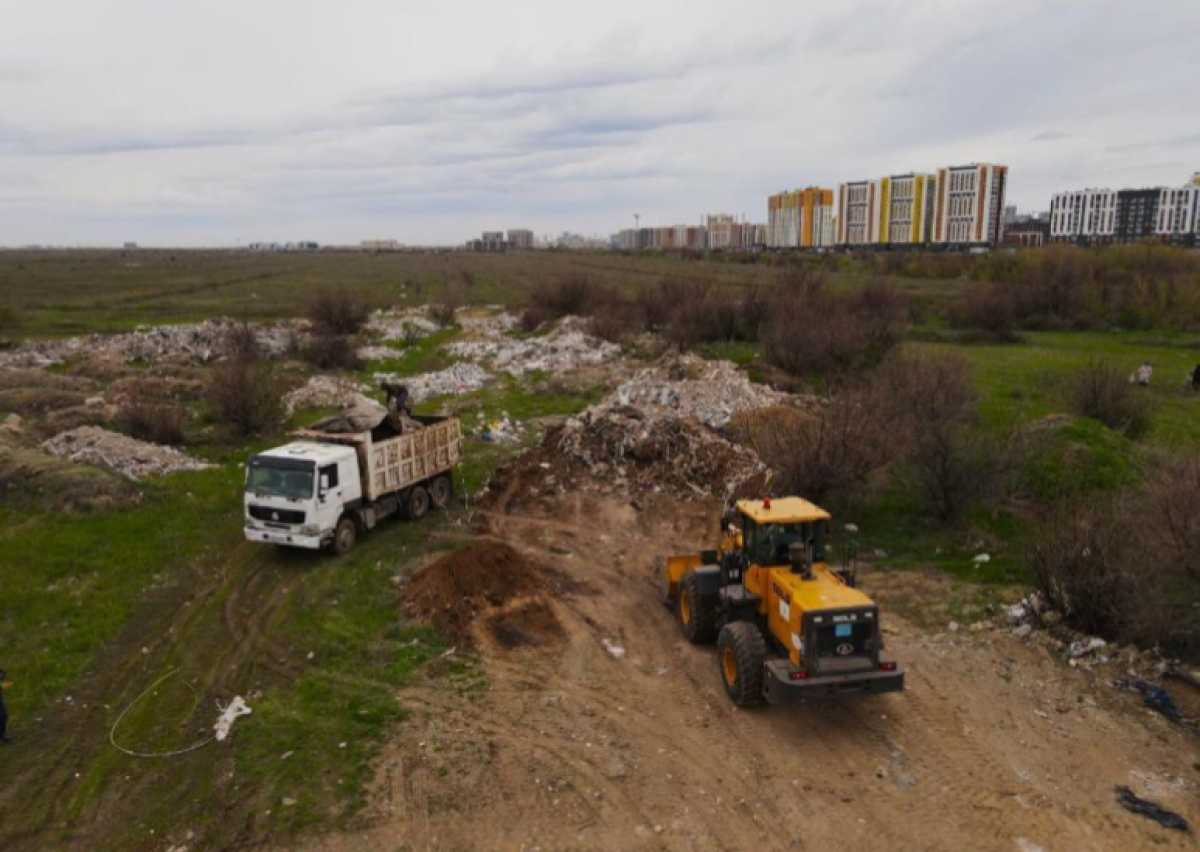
718, 621, 766, 707
678, 572, 718, 644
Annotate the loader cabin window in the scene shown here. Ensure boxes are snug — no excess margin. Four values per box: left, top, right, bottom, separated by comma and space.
743, 519, 826, 566
246, 456, 314, 500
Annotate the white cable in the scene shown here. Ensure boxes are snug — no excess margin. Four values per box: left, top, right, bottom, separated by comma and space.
108, 667, 215, 759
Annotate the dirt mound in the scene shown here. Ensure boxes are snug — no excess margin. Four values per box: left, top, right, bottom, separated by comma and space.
403, 542, 577, 644
41, 426, 212, 480
487, 600, 566, 649
0, 431, 139, 510
486, 405, 770, 510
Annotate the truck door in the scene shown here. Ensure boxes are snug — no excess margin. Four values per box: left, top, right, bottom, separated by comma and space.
316, 463, 343, 530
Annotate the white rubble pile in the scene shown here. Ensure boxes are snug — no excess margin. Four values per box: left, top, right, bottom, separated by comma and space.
447, 315, 618, 376
365, 308, 442, 342
612, 355, 790, 428
377, 362, 492, 403
41, 426, 212, 480
0, 319, 299, 369
457, 309, 518, 335
357, 344, 400, 362
283, 375, 375, 415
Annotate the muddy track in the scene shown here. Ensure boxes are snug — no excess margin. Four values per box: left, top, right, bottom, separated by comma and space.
305, 491, 1200, 852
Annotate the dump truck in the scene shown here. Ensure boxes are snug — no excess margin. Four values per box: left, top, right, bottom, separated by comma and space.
243, 385, 462, 554
664, 496, 903, 706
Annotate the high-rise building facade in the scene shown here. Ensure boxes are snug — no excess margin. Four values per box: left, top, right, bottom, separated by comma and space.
1050, 182, 1200, 246
767, 188, 834, 249
931, 163, 1008, 247
1049, 189, 1118, 242
506, 228, 534, 250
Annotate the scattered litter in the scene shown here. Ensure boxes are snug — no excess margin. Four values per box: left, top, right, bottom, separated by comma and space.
1012, 624, 1033, 638
448, 315, 618, 376
480, 414, 523, 444
42, 426, 211, 480
357, 344, 400, 362
1067, 637, 1107, 659
1006, 602, 1029, 625
282, 797, 297, 808
612, 355, 792, 428
280, 751, 294, 761
1114, 678, 1184, 723
377, 362, 492, 403
948, 621, 960, 633
1113, 785, 1190, 832
365, 308, 442, 342
972, 553, 991, 564
843, 523, 859, 533
457, 310, 518, 335
602, 639, 626, 659
214, 696, 252, 742
283, 375, 374, 415
0, 318, 298, 370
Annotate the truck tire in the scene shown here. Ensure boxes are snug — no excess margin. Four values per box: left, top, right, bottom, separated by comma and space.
678, 572, 718, 644
429, 475, 452, 510
406, 485, 430, 520
333, 517, 357, 555
718, 621, 766, 707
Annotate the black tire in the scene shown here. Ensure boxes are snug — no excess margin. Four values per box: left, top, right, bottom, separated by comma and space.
428, 475, 452, 510
678, 572, 718, 644
333, 517, 357, 555
718, 621, 766, 707
406, 485, 430, 520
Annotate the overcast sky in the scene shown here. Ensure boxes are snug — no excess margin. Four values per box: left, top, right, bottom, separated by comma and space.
2, 0, 1198, 246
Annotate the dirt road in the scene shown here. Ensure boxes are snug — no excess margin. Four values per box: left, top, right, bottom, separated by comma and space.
304, 491, 1200, 852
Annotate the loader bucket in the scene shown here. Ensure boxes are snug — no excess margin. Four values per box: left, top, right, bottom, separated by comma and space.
663, 553, 702, 607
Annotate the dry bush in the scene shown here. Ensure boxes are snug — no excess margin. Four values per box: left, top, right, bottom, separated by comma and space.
207, 359, 284, 437
666, 284, 740, 346
306, 286, 370, 335
118, 388, 186, 445
586, 297, 642, 343
533, 272, 599, 318
223, 320, 260, 362
1138, 456, 1200, 586
519, 302, 552, 332
948, 281, 1019, 341
636, 278, 695, 331
300, 334, 361, 370
1067, 359, 1151, 438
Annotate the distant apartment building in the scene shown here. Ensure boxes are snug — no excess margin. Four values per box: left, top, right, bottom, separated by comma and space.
767, 188, 834, 249
837, 173, 938, 247
931, 163, 1008, 247
506, 228, 534, 250
1050, 181, 1200, 246
361, 239, 401, 251
480, 231, 506, 251
704, 214, 763, 251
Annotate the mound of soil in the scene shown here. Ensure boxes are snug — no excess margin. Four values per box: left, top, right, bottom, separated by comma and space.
488, 601, 566, 649
0, 432, 140, 511
403, 542, 579, 644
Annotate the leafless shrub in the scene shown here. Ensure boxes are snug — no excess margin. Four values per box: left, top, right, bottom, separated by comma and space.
306, 286, 370, 335
531, 272, 600, 318
586, 297, 642, 343
300, 334, 361, 370
223, 320, 260, 362
948, 281, 1019, 341
207, 359, 284, 437
118, 388, 186, 445
431, 283, 465, 326
1067, 359, 1151, 438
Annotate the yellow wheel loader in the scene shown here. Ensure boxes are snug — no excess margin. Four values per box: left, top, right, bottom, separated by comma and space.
664, 497, 904, 706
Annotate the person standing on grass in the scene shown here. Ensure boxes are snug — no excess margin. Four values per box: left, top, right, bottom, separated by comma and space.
0, 668, 10, 744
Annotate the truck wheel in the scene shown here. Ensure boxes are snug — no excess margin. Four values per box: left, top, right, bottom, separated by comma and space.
333, 517, 357, 555
429, 475, 452, 510
678, 572, 718, 644
718, 622, 766, 707
407, 485, 430, 520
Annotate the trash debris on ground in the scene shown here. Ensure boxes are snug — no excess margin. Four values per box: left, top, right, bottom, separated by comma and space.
602, 638, 626, 659
480, 413, 523, 444
447, 315, 618, 376
1113, 785, 1190, 832
1114, 678, 1184, 723
457, 309, 518, 336
357, 344, 401, 362
283, 375, 374, 415
41, 426, 211, 480
1068, 637, 1108, 659
364, 308, 442, 342
972, 553, 991, 564
611, 354, 791, 428
0, 319, 298, 370
376, 362, 491, 403
214, 696, 252, 742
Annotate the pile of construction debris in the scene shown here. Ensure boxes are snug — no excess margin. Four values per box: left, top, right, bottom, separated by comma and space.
41, 426, 211, 480
0, 319, 298, 370
612, 355, 792, 428
379, 362, 492, 404
448, 316, 618, 376
364, 308, 442, 342
457, 309, 518, 336
283, 375, 375, 415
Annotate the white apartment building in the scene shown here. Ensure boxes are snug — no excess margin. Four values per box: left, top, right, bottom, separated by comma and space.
1049, 189, 1118, 241
1155, 186, 1200, 237
932, 163, 1008, 247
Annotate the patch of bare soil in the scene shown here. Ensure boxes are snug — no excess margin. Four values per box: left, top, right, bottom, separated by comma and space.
305, 489, 1200, 852
487, 600, 567, 649
403, 541, 583, 646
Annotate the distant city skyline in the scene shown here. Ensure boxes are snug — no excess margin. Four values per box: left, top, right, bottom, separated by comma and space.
1, 0, 1198, 246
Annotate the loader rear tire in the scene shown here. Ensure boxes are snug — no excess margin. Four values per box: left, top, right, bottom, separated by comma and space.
406, 485, 430, 520
678, 572, 718, 644
718, 621, 766, 707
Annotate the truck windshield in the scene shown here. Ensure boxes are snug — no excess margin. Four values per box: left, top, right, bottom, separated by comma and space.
246, 457, 314, 500
748, 521, 826, 565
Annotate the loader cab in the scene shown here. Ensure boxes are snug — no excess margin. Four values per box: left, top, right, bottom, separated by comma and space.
734, 498, 830, 574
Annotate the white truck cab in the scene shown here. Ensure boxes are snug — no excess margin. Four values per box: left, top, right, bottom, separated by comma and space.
244, 441, 363, 550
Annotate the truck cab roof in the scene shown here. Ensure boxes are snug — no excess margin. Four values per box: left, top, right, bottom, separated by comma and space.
256, 441, 356, 465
